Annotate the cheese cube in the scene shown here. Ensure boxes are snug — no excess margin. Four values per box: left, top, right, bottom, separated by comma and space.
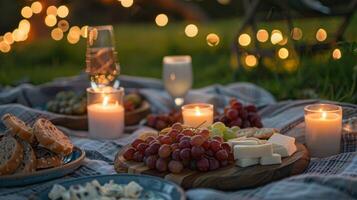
236, 158, 259, 167
233, 143, 273, 159
260, 153, 282, 165
268, 133, 297, 157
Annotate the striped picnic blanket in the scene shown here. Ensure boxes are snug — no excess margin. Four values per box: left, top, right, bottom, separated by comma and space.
0, 75, 356, 199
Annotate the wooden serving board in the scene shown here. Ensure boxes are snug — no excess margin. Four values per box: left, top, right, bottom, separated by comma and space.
114, 143, 310, 190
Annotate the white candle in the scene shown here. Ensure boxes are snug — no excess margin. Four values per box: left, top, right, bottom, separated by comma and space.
304, 104, 342, 157
182, 103, 213, 128
88, 92, 124, 139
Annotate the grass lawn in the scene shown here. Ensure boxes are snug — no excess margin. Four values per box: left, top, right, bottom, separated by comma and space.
0, 15, 356, 102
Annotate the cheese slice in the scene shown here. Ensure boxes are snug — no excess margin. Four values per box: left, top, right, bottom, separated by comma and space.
260, 153, 282, 165
268, 133, 297, 157
233, 143, 273, 159
228, 137, 260, 147
236, 158, 259, 168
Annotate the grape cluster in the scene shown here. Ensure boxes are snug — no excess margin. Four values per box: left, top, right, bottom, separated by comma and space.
215, 99, 263, 128
123, 123, 234, 173
46, 91, 87, 115
146, 110, 182, 130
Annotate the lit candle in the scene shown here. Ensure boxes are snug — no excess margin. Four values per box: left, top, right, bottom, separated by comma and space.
182, 103, 214, 128
304, 104, 342, 157
87, 87, 125, 139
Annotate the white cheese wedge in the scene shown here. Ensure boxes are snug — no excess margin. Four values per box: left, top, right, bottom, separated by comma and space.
260, 153, 282, 165
268, 133, 297, 157
233, 143, 273, 159
236, 158, 259, 167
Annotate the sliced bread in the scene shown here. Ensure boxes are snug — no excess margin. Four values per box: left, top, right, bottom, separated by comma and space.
2, 114, 36, 145
33, 118, 73, 156
15, 139, 36, 173
34, 146, 63, 169
0, 136, 24, 175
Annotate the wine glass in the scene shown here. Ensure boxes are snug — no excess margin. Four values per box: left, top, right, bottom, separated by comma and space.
86, 25, 120, 89
163, 55, 193, 107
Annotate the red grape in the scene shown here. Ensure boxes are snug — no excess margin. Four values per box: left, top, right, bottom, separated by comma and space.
168, 129, 179, 139
145, 136, 156, 144
133, 151, 144, 162
197, 157, 209, 172
158, 144, 172, 158
190, 135, 205, 147
155, 120, 168, 130
202, 140, 210, 150
226, 109, 238, 120
215, 149, 228, 161
145, 155, 158, 169
230, 118, 242, 127
148, 142, 161, 154
231, 101, 242, 110
157, 135, 164, 143
210, 140, 222, 152
180, 136, 191, 142
170, 143, 179, 151
146, 115, 157, 127
168, 160, 184, 173
176, 133, 185, 141
205, 149, 215, 157
180, 148, 191, 160
171, 123, 183, 132
131, 139, 145, 149
123, 147, 136, 161
179, 140, 191, 149
156, 158, 168, 172
182, 129, 194, 136
221, 143, 231, 153
240, 109, 248, 120
171, 149, 181, 161
191, 146, 204, 159
245, 105, 257, 112
137, 143, 149, 153
160, 136, 173, 144
198, 129, 210, 140
208, 157, 220, 170
212, 136, 224, 143
229, 98, 238, 106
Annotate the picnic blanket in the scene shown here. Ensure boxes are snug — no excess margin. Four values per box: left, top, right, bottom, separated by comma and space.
0, 75, 356, 200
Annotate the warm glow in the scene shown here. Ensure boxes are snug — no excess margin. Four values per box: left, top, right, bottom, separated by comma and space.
102, 96, 109, 107
121, 0, 134, 8
45, 15, 57, 27
278, 48, 289, 59
12, 29, 27, 42
291, 27, 302, 40
155, 14, 168, 27
195, 106, 201, 116
21, 6, 33, 19
316, 28, 327, 42
46, 6, 57, 16
270, 29, 283, 44
18, 19, 31, 34
238, 33, 251, 46
67, 26, 81, 44
322, 112, 327, 119
217, 0, 231, 5
206, 33, 220, 46
332, 48, 342, 60
169, 73, 176, 81
245, 55, 258, 67
185, 24, 198, 38
0, 41, 11, 53
256, 29, 269, 43
57, 5, 69, 18
4, 32, 14, 45
51, 28, 63, 41
278, 37, 288, 45
81, 26, 89, 38
31, 1, 42, 14
58, 20, 69, 32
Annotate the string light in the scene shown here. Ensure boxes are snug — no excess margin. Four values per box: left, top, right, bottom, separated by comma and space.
206, 33, 220, 46
81, 26, 89, 38
0, 41, 11, 53
45, 15, 57, 27
316, 28, 327, 42
155, 14, 168, 27
3, 32, 14, 45
18, 19, 31, 34
185, 24, 198, 38
278, 36, 288, 45
67, 26, 81, 44
57, 5, 69, 18
58, 20, 69, 32
291, 27, 302, 40
238, 33, 251, 46
245, 54, 258, 67
21, 6, 33, 19
256, 29, 269, 43
46, 6, 57, 16
31, 1, 42, 14
12, 29, 27, 42
278, 48, 289, 59
332, 48, 342, 60
51, 28, 63, 41
121, 0, 134, 8
271, 29, 283, 44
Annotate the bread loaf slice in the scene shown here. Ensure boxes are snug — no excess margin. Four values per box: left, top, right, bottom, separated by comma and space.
0, 136, 24, 175
33, 118, 73, 156
2, 114, 36, 145
34, 146, 63, 169
15, 139, 36, 173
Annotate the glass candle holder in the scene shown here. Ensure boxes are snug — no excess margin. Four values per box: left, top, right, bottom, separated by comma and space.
182, 103, 214, 128
304, 104, 342, 158
87, 87, 125, 139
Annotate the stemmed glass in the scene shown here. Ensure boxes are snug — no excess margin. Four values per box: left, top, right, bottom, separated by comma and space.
163, 55, 193, 107
86, 25, 120, 89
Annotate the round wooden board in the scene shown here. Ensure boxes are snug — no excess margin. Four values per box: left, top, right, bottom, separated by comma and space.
114, 143, 310, 190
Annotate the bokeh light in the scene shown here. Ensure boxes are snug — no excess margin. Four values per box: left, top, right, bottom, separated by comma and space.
185, 24, 198, 38
18, 19, 31, 34
121, 0, 134, 8
278, 48, 289, 59
81, 26, 89, 38
155, 14, 168, 27
332, 48, 342, 60
51, 28, 63, 41
12, 29, 27, 42
316, 28, 327, 42
4, 32, 14, 45
270, 29, 283, 44
58, 20, 69, 32
291, 27, 302, 40
67, 26, 81, 44
57, 5, 69, 18
238, 33, 251, 46
45, 15, 57, 27
278, 36, 288, 45
245, 54, 258, 67
206, 33, 220, 46
0, 41, 11, 53
21, 6, 33, 19
256, 29, 269, 43
31, 1, 42, 14
217, 0, 231, 5
46, 6, 57, 16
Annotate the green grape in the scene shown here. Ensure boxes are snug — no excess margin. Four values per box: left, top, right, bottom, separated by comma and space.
211, 122, 227, 133
211, 127, 223, 138
56, 91, 67, 101
223, 129, 236, 141
230, 126, 240, 132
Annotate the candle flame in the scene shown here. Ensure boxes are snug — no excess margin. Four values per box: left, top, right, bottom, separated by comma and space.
195, 106, 201, 116
102, 95, 109, 107
322, 112, 327, 119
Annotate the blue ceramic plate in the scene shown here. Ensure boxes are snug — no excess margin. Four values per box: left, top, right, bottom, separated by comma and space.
0, 146, 85, 187
37, 174, 185, 200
